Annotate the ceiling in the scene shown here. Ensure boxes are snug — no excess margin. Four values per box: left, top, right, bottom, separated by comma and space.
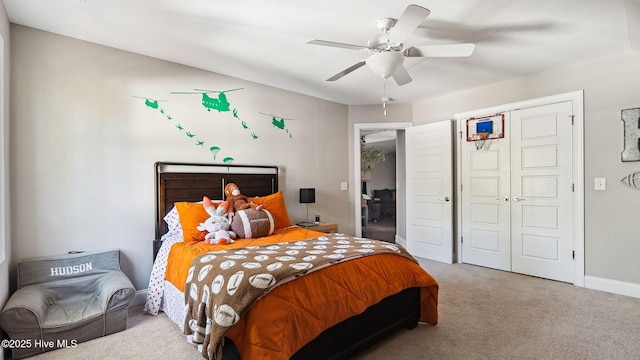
362, 130, 397, 154
3, 0, 639, 106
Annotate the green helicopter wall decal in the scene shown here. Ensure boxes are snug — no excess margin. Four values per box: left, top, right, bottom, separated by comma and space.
170, 88, 243, 112
260, 112, 294, 138
134, 95, 235, 163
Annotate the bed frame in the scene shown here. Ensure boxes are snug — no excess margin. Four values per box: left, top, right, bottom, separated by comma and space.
153, 161, 420, 359
153, 161, 279, 258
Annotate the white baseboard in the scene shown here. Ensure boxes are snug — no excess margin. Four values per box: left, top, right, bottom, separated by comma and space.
132, 289, 148, 306
395, 234, 406, 248
584, 275, 640, 299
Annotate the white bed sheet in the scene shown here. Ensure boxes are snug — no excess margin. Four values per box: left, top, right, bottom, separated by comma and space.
161, 280, 188, 330
143, 229, 185, 319
143, 231, 201, 349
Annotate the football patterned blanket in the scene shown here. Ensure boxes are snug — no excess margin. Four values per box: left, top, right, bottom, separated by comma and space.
183, 234, 417, 360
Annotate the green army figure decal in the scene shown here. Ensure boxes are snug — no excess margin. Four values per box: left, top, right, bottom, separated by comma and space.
209, 146, 221, 159
135, 86, 296, 163
134, 95, 232, 163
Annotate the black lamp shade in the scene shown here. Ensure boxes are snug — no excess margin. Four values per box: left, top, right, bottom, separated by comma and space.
299, 188, 316, 204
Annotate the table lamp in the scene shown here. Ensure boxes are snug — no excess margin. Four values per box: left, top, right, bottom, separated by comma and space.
299, 188, 315, 224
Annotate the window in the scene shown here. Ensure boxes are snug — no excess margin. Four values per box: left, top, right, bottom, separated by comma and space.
0, 34, 5, 264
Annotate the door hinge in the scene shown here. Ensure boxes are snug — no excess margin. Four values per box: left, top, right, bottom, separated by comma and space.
572, 250, 575, 259
570, 115, 575, 125
461, 236, 464, 244
459, 130, 463, 139
461, 184, 463, 192
572, 183, 575, 192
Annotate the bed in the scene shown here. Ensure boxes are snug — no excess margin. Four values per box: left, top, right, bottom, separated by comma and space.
144, 162, 439, 359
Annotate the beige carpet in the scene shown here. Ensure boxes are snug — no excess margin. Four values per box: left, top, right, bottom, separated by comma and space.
25, 259, 640, 360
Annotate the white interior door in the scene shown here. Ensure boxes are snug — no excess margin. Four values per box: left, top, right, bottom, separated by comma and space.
406, 121, 453, 263
510, 102, 574, 283
460, 115, 511, 271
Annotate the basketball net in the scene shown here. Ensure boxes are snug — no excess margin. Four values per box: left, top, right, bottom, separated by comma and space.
471, 132, 489, 150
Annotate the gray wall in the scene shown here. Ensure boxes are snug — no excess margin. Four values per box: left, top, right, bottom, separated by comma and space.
413, 51, 640, 286
9, 25, 350, 290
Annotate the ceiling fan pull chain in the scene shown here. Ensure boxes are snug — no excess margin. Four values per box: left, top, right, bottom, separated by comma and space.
382, 79, 387, 116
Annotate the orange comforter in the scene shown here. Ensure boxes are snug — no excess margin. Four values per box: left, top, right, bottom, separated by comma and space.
166, 227, 439, 359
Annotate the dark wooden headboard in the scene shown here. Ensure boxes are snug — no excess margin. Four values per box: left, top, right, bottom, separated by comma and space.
153, 162, 279, 258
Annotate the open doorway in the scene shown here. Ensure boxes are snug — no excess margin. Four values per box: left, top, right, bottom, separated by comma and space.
361, 130, 397, 242
353, 122, 412, 240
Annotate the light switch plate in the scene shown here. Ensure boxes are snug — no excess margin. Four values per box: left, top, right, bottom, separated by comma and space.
340, 181, 348, 191
594, 177, 606, 191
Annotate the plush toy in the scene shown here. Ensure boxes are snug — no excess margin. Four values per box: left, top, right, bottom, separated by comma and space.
224, 183, 262, 218
197, 196, 236, 245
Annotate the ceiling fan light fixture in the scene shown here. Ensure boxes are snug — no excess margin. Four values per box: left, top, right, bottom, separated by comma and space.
366, 51, 404, 80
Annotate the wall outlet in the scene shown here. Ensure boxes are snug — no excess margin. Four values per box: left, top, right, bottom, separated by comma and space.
340, 181, 348, 191
594, 177, 606, 191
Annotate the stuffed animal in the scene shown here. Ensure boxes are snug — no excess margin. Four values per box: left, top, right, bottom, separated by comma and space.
202, 196, 233, 218
197, 196, 236, 245
224, 183, 262, 218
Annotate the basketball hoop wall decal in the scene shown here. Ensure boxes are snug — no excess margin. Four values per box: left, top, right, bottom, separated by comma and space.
466, 114, 505, 150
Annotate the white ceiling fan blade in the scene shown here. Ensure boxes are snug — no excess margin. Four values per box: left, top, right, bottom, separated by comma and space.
308, 39, 368, 51
326, 60, 367, 81
392, 64, 412, 86
387, 4, 431, 45
404, 43, 476, 57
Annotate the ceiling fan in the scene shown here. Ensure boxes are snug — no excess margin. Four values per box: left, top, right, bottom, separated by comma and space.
308, 4, 476, 87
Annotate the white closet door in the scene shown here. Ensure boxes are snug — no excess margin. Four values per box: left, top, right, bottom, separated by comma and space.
461, 115, 512, 271
460, 100, 575, 283
406, 121, 453, 263
510, 101, 574, 283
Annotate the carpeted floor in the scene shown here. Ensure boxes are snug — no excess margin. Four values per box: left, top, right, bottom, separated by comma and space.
363, 215, 396, 242
23, 258, 640, 360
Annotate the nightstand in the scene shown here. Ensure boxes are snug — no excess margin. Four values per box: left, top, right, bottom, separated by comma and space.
304, 221, 338, 233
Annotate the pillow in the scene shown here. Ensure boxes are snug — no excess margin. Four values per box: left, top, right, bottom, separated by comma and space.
231, 209, 275, 238
175, 201, 221, 242
249, 191, 293, 229
163, 206, 181, 232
